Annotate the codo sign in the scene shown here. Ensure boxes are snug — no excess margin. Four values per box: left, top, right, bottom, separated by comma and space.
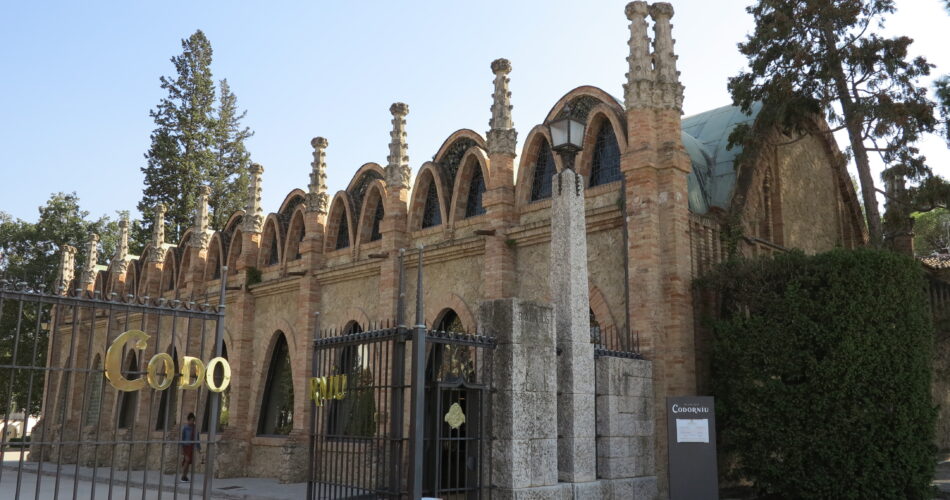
104, 330, 231, 393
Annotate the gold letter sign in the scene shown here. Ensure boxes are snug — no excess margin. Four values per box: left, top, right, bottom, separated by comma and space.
104, 330, 232, 393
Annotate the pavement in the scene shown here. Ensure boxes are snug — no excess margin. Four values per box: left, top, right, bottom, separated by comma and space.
0, 451, 307, 500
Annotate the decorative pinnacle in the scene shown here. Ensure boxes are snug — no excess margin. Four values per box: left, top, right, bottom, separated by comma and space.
243, 163, 265, 233
57, 245, 77, 294
624, 1, 653, 109
308, 137, 329, 214
115, 216, 129, 260
192, 185, 213, 248
488, 58, 517, 156
386, 103, 411, 189
80, 233, 100, 286
149, 203, 167, 263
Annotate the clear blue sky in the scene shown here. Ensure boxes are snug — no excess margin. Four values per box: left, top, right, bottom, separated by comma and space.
1, 1, 948, 224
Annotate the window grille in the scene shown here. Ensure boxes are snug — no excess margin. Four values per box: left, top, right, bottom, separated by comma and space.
370, 201, 384, 241
465, 166, 486, 217
589, 122, 621, 186
335, 212, 350, 250
258, 334, 294, 435
422, 179, 442, 228
530, 142, 555, 201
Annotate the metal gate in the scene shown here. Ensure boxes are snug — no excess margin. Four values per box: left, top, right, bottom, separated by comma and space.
0, 278, 228, 499
307, 249, 494, 499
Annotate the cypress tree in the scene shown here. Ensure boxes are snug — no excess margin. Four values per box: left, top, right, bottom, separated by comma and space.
209, 79, 253, 230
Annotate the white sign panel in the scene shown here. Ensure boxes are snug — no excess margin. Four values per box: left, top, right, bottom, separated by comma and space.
676, 418, 709, 443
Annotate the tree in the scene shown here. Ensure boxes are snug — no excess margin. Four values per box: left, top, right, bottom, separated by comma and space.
138, 31, 253, 245
729, 0, 938, 247
0, 193, 119, 415
911, 208, 950, 256
208, 79, 252, 230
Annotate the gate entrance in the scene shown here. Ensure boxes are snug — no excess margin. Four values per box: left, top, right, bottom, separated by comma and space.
307, 249, 494, 499
0, 278, 228, 499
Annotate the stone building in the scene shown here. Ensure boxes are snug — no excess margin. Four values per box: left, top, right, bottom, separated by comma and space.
36, 2, 864, 497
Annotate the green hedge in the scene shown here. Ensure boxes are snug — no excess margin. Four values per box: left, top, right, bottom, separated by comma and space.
705, 249, 935, 499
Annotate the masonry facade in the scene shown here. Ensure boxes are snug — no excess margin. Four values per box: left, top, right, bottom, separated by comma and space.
38, 2, 865, 497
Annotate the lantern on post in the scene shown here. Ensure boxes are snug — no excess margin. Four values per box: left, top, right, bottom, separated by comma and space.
549, 105, 586, 171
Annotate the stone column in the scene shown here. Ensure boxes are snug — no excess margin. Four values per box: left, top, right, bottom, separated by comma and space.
110, 217, 130, 295
144, 203, 167, 297
483, 58, 518, 300
549, 168, 598, 490
380, 103, 411, 321
56, 245, 77, 295
479, 299, 565, 498
187, 185, 214, 291
78, 233, 99, 293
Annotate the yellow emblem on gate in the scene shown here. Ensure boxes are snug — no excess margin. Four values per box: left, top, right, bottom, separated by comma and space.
444, 402, 465, 430
309, 374, 348, 406
104, 330, 231, 393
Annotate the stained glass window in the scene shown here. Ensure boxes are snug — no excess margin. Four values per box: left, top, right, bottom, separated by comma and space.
589, 123, 621, 187
465, 166, 486, 218
370, 201, 384, 241
421, 179, 442, 228
335, 212, 350, 250
530, 141, 555, 201
258, 333, 294, 435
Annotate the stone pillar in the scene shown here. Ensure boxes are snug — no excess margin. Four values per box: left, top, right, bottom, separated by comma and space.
239, 163, 265, 271
188, 185, 214, 290
483, 58, 518, 300
56, 245, 77, 295
380, 103, 411, 321
549, 169, 598, 490
144, 203, 167, 297
78, 233, 99, 292
110, 217, 130, 295
596, 356, 658, 498
479, 299, 565, 498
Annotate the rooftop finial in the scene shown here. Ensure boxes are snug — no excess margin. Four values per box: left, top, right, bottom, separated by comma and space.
192, 185, 213, 248
80, 232, 99, 287
149, 203, 167, 263
56, 245, 77, 295
243, 163, 265, 233
649, 2, 684, 111
386, 103, 411, 189
308, 137, 329, 214
487, 58, 517, 156
623, 1, 654, 109
112, 216, 130, 274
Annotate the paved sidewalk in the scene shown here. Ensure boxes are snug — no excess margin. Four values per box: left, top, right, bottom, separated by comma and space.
0, 452, 306, 500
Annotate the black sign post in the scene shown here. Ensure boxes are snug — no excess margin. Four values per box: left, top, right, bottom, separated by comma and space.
667, 396, 719, 500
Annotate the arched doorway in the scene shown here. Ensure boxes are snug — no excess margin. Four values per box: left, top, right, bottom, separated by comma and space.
423, 309, 481, 497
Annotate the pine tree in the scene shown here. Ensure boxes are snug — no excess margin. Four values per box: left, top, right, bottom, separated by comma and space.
728, 0, 937, 247
209, 79, 253, 230
138, 30, 218, 244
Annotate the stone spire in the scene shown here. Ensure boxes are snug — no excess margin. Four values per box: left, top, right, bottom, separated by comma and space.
148, 203, 167, 263
112, 216, 130, 275
385, 103, 411, 189
308, 137, 329, 214
192, 185, 213, 248
487, 58, 517, 156
243, 163, 265, 233
56, 245, 77, 294
623, 1, 654, 109
649, 2, 684, 110
79, 232, 99, 288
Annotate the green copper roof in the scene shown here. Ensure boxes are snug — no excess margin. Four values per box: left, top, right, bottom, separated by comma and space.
682, 102, 761, 213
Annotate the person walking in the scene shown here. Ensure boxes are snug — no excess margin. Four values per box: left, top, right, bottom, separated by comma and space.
180, 412, 200, 482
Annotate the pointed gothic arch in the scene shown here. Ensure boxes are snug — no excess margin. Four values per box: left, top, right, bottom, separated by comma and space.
448, 148, 491, 224
409, 164, 448, 231
325, 192, 355, 252
355, 180, 387, 244
205, 233, 225, 281
258, 332, 295, 435
259, 215, 283, 268
284, 209, 307, 263
117, 351, 139, 429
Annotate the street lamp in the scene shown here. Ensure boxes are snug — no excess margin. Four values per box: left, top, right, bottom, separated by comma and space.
549, 106, 586, 171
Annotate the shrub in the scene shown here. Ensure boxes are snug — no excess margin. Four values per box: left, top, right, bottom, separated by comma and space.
705, 249, 935, 499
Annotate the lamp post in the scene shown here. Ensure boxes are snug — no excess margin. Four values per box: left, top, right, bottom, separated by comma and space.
549, 105, 586, 171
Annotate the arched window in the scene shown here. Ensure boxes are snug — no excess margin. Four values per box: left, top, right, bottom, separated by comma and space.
327, 323, 375, 438
530, 141, 556, 202
288, 216, 305, 261
421, 178, 442, 228
202, 343, 230, 432
335, 213, 350, 250
155, 347, 179, 430
258, 333, 294, 435
465, 166, 486, 218
84, 355, 103, 426
268, 231, 280, 266
370, 201, 384, 242
117, 352, 139, 429
589, 122, 621, 186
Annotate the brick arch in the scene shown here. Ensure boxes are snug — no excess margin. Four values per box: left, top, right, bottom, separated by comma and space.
159, 249, 177, 294
345, 163, 387, 193
324, 191, 356, 253
515, 125, 565, 207
278, 189, 307, 216
117, 260, 137, 298
448, 147, 491, 224
330, 306, 373, 334
588, 282, 618, 337
226, 228, 243, 276
577, 106, 628, 185
204, 233, 225, 281
254, 329, 298, 435
355, 179, 388, 245
427, 294, 476, 333
543, 85, 625, 124
432, 129, 488, 164
408, 163, 450, 232
258, 214, 283, 268
283, 207, 307, 265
